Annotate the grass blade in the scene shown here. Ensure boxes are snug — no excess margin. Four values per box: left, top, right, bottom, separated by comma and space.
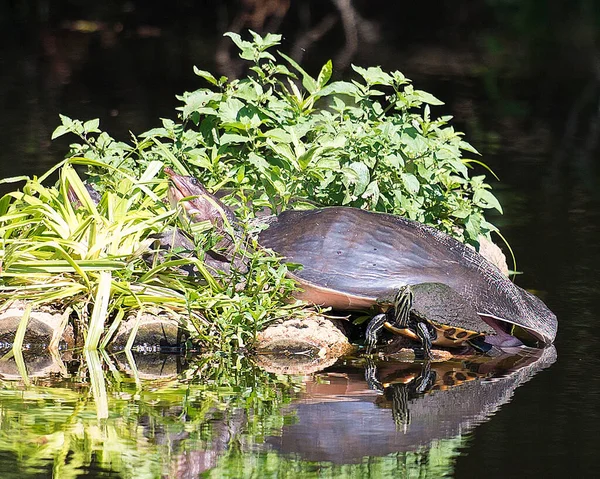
12, 304, 32, 386
125, 309, 143, 352
85, 271, 112, 350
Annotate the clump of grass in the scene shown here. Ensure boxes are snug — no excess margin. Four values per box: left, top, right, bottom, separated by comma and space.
0, 158, 301, 352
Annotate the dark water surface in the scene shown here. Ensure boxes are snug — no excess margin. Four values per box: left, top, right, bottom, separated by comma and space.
1, 4, 599, 478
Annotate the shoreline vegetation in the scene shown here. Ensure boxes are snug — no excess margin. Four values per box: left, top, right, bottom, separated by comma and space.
0, 32, 502, 356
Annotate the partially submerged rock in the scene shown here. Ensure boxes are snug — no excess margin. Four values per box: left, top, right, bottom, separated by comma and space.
255, 315, 356, 374
109, 310, 184, 352
0, 301, 74, 349
256, 315, 354, 357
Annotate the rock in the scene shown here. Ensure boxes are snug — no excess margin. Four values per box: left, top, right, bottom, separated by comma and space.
478, 235, 510, 277
109, 310, 186, 351
255, 315, 356, 374
0, 301, 74, 349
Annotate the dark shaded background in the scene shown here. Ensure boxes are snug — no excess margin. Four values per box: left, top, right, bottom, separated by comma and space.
1, 1, 600, 477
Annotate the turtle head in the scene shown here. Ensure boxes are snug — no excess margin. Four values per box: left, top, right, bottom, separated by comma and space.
393, 285, 414, 327
164, 167, 239, 228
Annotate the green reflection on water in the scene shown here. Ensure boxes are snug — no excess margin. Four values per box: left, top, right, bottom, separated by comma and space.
205, 437, 462, 479
0, 351, 459, 478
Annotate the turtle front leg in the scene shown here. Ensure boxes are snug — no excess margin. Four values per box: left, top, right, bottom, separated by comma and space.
365, 313, 388, 354
394, 286, 433, 360
415, 321, 433, 360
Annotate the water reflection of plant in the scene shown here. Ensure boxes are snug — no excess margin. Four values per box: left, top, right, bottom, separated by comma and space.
205, 437, 462, 478
0, 352, 302, 478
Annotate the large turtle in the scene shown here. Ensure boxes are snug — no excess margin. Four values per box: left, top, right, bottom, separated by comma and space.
165, 169, 558, 356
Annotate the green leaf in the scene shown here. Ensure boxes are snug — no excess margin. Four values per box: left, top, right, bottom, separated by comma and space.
83, 119, 100, 134
401, 172, 420, 194
262, 128, 293, 143
362, 180, 380, 205
351, 65, 393, 86
464, 213, 482, 241
473, 189, 503, 213
58, 114, 73, 128
51, 125, 70, 140
459, 140, 480, 155
345, 162, 370, 196
463, 158, 499, 180
224, 32, 256, 61
413, 90, 445, 106
278, 51, 317, 94
248, 152, 270, 172
450, 207, 471, 219
384, 154, 404, 170
182, 91, 221, 118
251, 31, 282, 49
297, 146, 325, 170
319, 81, 360, 97
224, 32, 250, 51
218, 98, 245, 124
220, 133, 250, 145
317, 60, 333, 89
193, 67, 219, 86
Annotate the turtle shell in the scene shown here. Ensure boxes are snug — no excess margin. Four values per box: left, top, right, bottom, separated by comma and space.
258, 207, 557, 345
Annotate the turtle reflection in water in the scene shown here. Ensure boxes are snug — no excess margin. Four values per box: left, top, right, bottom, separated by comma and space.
371, 348, 555, 430
263, 346, 556, 462
165, 168, 558, 357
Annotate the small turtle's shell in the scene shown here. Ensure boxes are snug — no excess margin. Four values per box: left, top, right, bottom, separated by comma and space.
410, 283, 494, 332
406, 283, 495, 347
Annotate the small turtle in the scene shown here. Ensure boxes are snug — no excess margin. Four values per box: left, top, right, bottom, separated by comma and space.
365, 283, 495, 357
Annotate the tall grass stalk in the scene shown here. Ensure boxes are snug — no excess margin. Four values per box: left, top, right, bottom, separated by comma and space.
85, 271, 112, 349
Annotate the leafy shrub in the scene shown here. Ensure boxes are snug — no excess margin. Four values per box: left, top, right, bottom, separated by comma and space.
57, 31, 501, 245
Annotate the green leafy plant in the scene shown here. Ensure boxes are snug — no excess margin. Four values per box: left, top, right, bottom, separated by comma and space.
174, 32, 500, 244
56, 31, 501, 245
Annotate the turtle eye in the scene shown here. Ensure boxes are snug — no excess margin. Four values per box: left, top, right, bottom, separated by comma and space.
190, 177, 200, 186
